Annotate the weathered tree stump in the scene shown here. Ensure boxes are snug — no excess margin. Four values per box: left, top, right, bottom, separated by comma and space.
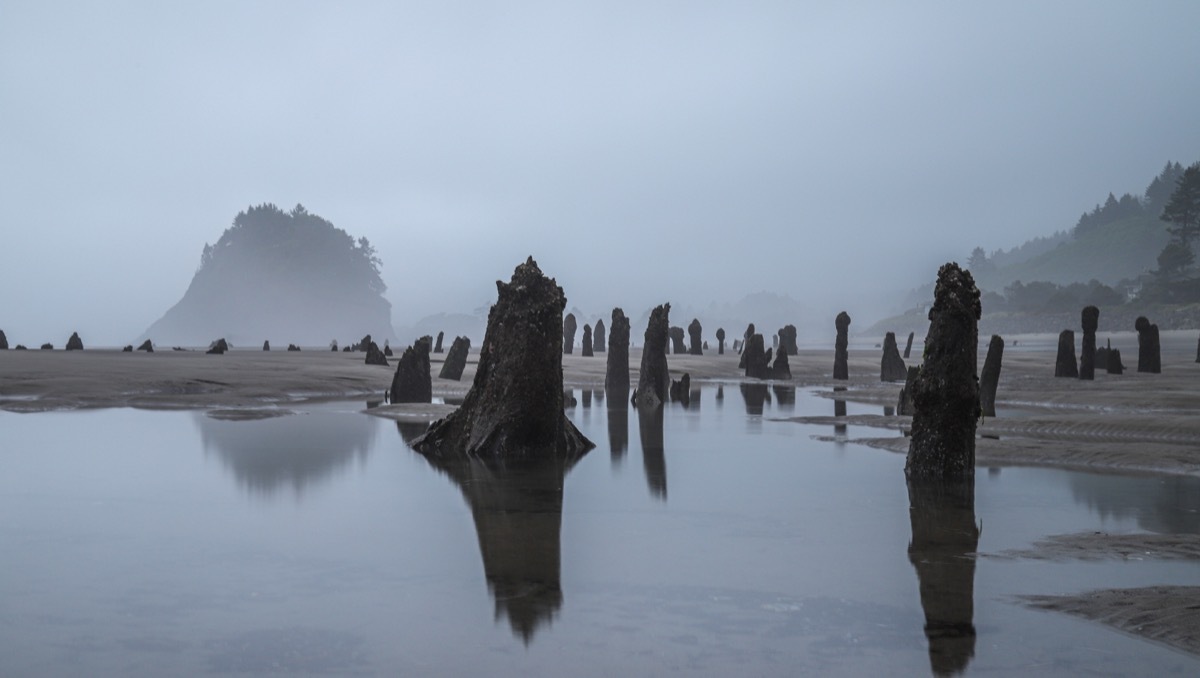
581, 324, 594, 357
137, 339, 153, 352
743, 334, 770, 379
903, 331, 915, 359
778, 324, 798, 356
687, 319, 703, 356
439, 336, 471, 380
1107, 348, 1125, 374
834, 312, 851, 380
1135, 316, 1161, 373
562, 314, 577, 355
979, 335, 1004, 417
593, 318, 606, 353
434, 331, 445, 354
633, 304, 671, 409
668, 326, 686, 354
897, 366, 919, 416
716, 327, 726, 355
904, 262, 981, 480
262, 340, 270, 351
1054, 330, 1078, 378
771, 345, 791, 379
413, 258, 592, 460
881, 332, 908, 381
365, 341, 389, 366
1079, 306, 1099, 380
390, 336, 432, 403
605, 308, 631, 403
65, 332, 84, 351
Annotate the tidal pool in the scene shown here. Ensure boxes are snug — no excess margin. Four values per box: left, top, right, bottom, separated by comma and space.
1, 387, 1197, 676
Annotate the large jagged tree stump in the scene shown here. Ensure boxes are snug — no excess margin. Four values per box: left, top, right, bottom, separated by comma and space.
390, 336, 432, 403
905, 263, 981, 480
414, 258, 592, 461
593, 318, 606, 353
438, 336, 471, 380
881, 331, 907, 381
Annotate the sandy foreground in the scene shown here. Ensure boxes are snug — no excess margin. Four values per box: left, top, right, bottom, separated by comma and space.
4, 331, 1200, 655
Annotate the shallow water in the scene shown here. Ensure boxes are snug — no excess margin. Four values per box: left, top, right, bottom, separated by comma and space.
2, 387, 1198, 676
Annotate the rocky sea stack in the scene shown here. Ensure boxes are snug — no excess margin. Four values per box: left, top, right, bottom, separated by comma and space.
141, 204, 394, 346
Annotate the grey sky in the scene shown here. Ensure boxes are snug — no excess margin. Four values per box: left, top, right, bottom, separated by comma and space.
3, 1, 1198, 345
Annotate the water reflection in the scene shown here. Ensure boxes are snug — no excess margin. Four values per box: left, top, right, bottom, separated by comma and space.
907, 479, 979, 676
1067, 473, 1200, 534
740, 383, 769, 416
412, 449, 584, 644
395, 420, 430, 446
771, 385, 795, 412
608, 403, 629, 466
194, 410, 375, 498
637, 406, 667, 500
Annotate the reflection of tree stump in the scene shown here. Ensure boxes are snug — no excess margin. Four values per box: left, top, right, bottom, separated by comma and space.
415, 450, 576, 644
908, 478, 979, 676
637, 406, 667, 500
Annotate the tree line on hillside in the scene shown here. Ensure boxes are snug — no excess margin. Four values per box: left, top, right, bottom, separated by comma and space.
1071, 162, 1185, 239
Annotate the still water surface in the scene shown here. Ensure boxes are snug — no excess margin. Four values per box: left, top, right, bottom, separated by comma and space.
2, 387, 1198, 676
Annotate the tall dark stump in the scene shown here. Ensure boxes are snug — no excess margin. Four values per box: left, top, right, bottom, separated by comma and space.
1107, 348, 1125, 375
687, 318, 703, 356
562, 314, 577, 355
881, 332, 908, 381
778, 324, 798, 356
413, 258, 592, 460
390, 336, 432, 403
743, 334, 770, 379
1079, 306, 1099, 380
979, 335, 1003, 417
668, 326, 686, 354
65, 332, 84, 351
716, 327, 726, 355
605, 308, 631, 402
903, 331, 915, 359
1136, 316, 1161, 373
438, 336, 471, 380
581, 324, 594, 357
0, 329, 7, 350
1055, 330, 1078, 378
905, 263, 980, 480
834, 312, 851, 380
633, 304, 671, 409
434, 331, 444, 354
365, 341, 389, 366
593, 318, 606, 353
738, 323, 755, 367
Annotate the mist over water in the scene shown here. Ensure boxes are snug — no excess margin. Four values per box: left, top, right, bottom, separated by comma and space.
3, 4, 1199, 345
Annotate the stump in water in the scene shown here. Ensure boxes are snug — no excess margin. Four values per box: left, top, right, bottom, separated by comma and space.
834, 312, 851, 380
413, 257, 592, 460
633, 304, 671, 409
881, 332, 908, 381
1079, 306, 1099, 380
904, 262, 980, 480
738, 323, 755, 367
1054, 330, 1078, 378
979, 335, 1004, 417
605, 308, 631, 403
439, 336, 471, 380
903, 331, 915, 359
669, 373, 691, 405
390, 336, 432, 404
771, 345, 791, 379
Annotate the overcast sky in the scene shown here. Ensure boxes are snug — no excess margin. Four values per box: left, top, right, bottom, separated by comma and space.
3, 1, 1199, 345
